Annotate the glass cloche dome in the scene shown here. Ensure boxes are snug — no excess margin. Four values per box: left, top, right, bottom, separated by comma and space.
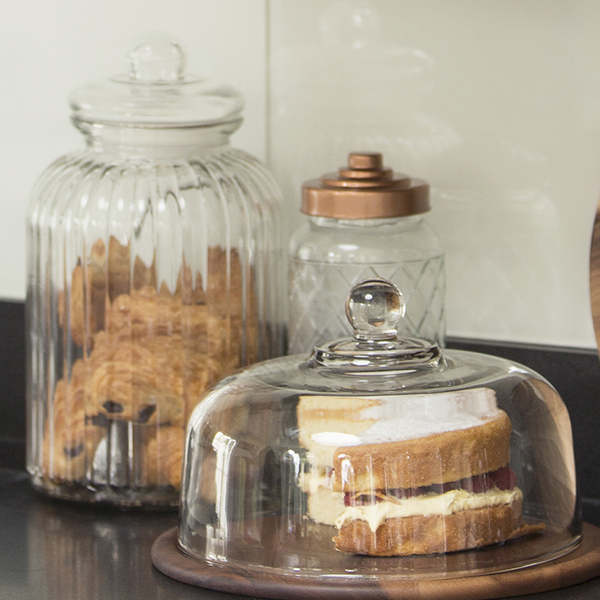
164, 278, 580, 593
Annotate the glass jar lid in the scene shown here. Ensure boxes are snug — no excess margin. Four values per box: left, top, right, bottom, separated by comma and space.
69, 33, 244, 127
301, 152, 430, 219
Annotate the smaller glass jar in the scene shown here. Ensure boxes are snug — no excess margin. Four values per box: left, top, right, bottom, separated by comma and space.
288, 152, 445, 354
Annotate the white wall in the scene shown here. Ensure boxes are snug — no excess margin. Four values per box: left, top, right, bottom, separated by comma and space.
1, 0, 599, 349
269, 0, 600, 348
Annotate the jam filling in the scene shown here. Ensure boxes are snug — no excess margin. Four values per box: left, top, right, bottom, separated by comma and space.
344, 466, 517, 507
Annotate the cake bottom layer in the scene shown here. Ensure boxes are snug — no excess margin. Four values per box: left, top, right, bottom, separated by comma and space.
334, 496, 543, 556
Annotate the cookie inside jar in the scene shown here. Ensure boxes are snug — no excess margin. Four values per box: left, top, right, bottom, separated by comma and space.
42, 237, 259, 503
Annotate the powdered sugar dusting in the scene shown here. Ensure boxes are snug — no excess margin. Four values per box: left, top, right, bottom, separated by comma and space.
356, 388, 498, 443
358, 414, 490, 444
306, 388, 499, 447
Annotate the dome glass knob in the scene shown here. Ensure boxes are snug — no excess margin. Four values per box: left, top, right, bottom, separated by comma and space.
345, 278, 405, 341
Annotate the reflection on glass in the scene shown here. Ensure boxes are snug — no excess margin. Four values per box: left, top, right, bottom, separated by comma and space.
24, 496, 176, 599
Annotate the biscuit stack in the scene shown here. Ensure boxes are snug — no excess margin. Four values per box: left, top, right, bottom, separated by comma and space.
42, 237, 258, 493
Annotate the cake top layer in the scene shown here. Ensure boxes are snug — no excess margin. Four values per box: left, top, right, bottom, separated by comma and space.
308, 387, 498, 447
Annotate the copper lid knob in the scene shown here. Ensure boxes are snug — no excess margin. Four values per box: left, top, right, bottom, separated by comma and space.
301, 152, 430, 219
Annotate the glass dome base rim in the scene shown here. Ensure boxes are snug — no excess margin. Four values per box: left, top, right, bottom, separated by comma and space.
176, 529, 582, 582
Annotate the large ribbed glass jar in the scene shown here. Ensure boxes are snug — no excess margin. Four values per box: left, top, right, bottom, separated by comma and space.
26, 35, 284, 507
288, 152, 445, 354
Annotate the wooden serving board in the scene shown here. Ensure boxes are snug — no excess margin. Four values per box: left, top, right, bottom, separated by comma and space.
152, 522, 600, 600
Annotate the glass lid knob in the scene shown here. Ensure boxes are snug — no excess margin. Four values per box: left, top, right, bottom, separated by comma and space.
69, 32, 245, 126
312, 277, 440, 372
128, 33, 186, 83
346, 278, 405, 341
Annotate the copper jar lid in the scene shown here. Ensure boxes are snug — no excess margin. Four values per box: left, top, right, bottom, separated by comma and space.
301, 152, 430, 219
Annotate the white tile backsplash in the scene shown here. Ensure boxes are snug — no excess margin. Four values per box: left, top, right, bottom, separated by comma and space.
2, 0, 599, 348
268, 0, 600, 348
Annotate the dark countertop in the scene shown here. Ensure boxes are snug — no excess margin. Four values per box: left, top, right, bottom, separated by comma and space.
2, 469, 600, 600
0, 469, 242, 600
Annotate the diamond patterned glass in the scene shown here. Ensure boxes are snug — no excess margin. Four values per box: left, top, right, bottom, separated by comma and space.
288, 216, 445, 354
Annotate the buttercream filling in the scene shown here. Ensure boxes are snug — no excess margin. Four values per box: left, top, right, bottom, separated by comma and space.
335, 487, 523, 532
